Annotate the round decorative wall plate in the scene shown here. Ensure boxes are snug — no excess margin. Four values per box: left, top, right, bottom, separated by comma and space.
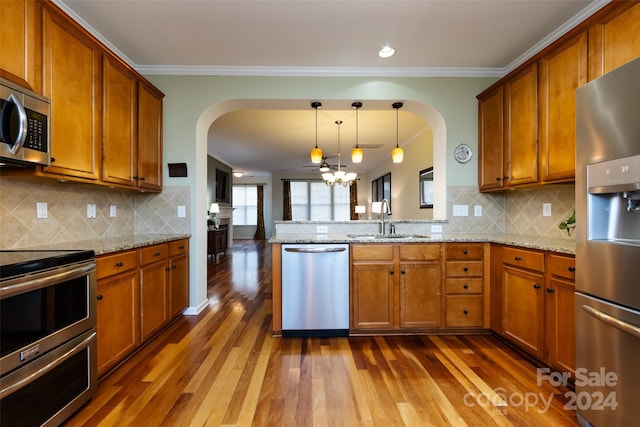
454, 144, 473, 163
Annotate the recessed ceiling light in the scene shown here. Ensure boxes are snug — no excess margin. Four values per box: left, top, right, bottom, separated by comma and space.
378, 45, 395, 58
233, 171, 244, 177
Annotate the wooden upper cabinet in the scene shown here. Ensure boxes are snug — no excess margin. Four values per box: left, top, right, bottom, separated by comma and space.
588, 2, 640, 81
42, 3, 102, 180
102, 56, 137, 187
137, 81, 163, 191
478, 85, 504, 191
539, 32, 588, 183
0, 0, 42, 92
504, 64, 538, 187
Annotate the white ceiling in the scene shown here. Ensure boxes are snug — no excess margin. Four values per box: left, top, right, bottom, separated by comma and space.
57, 0, 605, 176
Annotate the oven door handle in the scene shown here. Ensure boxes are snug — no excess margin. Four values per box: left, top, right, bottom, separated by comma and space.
0, 331, 96, 399
582, 304, 640, 339
0, 261, 95, 298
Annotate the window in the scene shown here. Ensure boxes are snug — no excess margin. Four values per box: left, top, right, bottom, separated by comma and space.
371, 172, 391, 213
290, 181, 350, 220
233, 186, 257, 225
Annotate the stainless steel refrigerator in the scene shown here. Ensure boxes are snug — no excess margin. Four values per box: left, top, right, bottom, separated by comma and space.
575, 56, 640, 427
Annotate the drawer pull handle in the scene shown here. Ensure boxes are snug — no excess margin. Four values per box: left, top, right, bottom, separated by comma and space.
568, 266, 576, 272
154, 252, 160, 257
463, 249, 468, 255
533, 284, 541, 289
547, 288, 555, 293
463, 284, 468, 289
115, 262, 123, 267
97, 295, 103, 300
515, 256, 522, 261
463, 309, 469, 315
463, 267, 469, 272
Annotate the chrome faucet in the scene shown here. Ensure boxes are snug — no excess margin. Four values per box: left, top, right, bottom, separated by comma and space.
379, 198, 391, 235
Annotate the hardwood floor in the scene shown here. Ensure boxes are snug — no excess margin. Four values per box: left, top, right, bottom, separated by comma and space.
67, 241, 579, 426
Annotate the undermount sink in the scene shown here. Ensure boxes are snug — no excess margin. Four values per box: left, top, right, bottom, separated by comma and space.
347, 234, 430, 240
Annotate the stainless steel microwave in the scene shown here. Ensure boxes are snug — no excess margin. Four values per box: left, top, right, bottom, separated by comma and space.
0, 77, 50, 167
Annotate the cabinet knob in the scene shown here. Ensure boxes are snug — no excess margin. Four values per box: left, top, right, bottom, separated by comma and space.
165, 267, 171, 271
50, 157, 56, 163
568, 266, 576, 272
463, 309, 469, 315
503, 176, 509, 180
533, 284, 541, 289
172, 265, 177, 269
389, 270, 394, 275
463, 267, 469, 272
546, 288, 555, 293
132, 176, 138, 179
97, 295, 103, 300
400, 269, 405, 274
115, 261, 123, 267
154, 252, 161, 257
515, 256, 522, 261
496, 177, 502, 181
463, 249, 468, 255
140, 177, 146, 181
179, 245, 185, 249
463, 284, 469, 289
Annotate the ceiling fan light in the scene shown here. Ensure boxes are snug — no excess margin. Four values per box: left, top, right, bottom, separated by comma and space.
392, 146, 404, 163
319, 161, 330, 172
310, 147, 323, 163
351, 146, 363, 163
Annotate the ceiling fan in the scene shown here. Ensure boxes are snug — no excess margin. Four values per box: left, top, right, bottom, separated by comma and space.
302, 156, 346, 172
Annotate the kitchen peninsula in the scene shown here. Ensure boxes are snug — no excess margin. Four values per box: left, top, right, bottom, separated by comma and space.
270, 220, 576, 374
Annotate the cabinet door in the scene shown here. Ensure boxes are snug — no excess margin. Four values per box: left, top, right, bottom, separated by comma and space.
0, 0, 41, 92
539, 32, 587, 183
504, 64, 538, 187
96, 271, 139, 376
546, 278, 575, 374
137, 81, 163, 191
399, 262, 440, 329
351, 263, 395, 330
503, 265, 545, 358
42, 4, 101, 180
478, 85, 505, 191
102, 55, 137, 186
588, 2, 640, 80
169, 253, 189, 319
140, 260, 169, 341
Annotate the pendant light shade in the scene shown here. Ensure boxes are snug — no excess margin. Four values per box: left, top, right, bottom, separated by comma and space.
392, 102, 404, 163
351, 102, 363, 163
310, 101, 323, 163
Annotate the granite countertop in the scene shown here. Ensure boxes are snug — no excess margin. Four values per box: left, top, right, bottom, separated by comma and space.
16, 234, 191, 256
269, 233, 575, 254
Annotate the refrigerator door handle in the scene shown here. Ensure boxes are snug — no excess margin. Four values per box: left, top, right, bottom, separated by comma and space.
582, 304, 640, 339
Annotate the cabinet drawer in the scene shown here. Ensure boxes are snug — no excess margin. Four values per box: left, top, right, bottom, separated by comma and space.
169, 239, 189, 257
446, 295, 483, 327
446, 278, 483, 294
502, 247, 544, 272
446, 243, 483, 260
351, 244, 394, 261
139, 244, 168, 266
446, 261, 483, 277
96, 250, 137, 280
399, 244, 440, 261
549, 254, 575, 281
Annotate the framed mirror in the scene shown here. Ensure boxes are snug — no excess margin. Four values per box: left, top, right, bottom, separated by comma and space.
419, 167, 434, 209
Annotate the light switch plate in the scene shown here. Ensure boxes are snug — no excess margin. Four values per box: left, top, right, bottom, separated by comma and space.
36, 202, 48, 219
452, 205, 469, 216
543, 203, 552, 217
430, 224, 443, 233
87, 204, 97, 219
474, 205, 482, 217
109, 205, 117, 218
177, 205, 186, 218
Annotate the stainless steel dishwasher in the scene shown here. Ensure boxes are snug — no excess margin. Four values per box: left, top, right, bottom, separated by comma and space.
281, 243, 349, 337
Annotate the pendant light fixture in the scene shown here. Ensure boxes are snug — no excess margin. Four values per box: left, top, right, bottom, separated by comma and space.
351, 102, 363, 163
391, 102, 404, 163
322, 120, 357, 186
310, 101, 323, 163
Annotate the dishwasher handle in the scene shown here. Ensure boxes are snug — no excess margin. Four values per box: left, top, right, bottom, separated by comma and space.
284, 247, 347, 253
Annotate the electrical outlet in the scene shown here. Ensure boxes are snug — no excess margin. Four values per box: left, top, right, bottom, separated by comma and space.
430, 224, 443, 233
177, 205, 186, 218
36, 202, 48, 219
474, 205, 482, 217
109, 205, 117, 218
543, 203, 552, 217
316, 225, 328, 234
87, 204, 97, 219
452, 205, 469, 216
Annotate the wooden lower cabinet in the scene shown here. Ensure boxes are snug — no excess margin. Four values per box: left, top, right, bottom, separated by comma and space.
95, 250, 140, 377
140, 244, 170, 342
168, 239, 190, 318
350, 243, 441, 332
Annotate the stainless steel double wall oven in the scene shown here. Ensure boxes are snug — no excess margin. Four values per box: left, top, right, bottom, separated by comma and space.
0, 250, 97, 426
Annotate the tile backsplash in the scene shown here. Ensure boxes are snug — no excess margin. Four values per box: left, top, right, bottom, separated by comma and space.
0, 178, 190, 249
